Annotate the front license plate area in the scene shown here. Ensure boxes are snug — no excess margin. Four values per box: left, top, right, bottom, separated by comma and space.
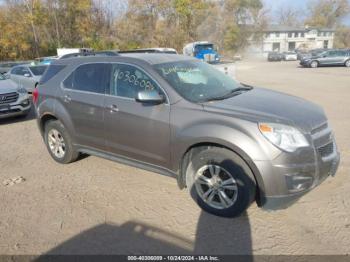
0, 104, 10, 111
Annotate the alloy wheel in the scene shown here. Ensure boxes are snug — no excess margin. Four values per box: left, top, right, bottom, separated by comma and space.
47, 129, 66, 159
194, 165, 238, 210
310, 61, 318, 68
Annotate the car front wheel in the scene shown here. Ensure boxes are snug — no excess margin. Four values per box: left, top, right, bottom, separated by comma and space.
185, 147, 256, 218
345, 60, 350, 67
44, 120, 79, 164
310, 61, 318, 68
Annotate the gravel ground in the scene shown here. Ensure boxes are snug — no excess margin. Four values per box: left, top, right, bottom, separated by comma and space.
0, 60, 349, 256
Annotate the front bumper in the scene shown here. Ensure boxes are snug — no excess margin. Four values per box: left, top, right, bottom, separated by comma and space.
253, 124, 340, 210
0, 95, 31, 119
300, 60, 311, 67
261, 152, 340, 210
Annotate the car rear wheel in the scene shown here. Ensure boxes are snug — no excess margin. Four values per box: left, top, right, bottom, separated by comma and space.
345, 60, 350, 67
44, 120, 79, 164
185, 147, 256, 217
310, 61, 318, 68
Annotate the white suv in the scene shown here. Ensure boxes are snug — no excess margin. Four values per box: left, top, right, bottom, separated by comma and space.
0, 74, 31, 119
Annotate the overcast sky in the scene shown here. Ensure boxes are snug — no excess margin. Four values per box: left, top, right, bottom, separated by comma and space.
262, 0, 350, 25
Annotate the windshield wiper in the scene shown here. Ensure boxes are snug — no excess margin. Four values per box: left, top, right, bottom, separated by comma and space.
203, 85, 253, 102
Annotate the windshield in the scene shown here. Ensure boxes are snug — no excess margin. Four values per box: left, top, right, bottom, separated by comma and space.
155, 60, 242, 103
29, 66, 47, 76
195, 44, 214, 52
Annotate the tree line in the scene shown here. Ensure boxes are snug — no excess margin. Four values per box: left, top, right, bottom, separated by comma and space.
0, 0, 349, 61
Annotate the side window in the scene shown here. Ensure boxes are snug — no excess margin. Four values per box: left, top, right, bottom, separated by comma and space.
11, 67, 20, 75
19, 67, 31, 76
63, 72, 74, 89
68, 63, 109, 94
40, 65, 65, 84
327, 51, 337, 57
109, 64, 162, 99
12, 67, 27, 75
337, 51, 346, 57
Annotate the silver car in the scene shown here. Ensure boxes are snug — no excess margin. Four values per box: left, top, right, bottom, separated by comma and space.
0, 74, 31, 119
34, 54, 340, 217
9, 64, 47, 93
301, 49, 350, 68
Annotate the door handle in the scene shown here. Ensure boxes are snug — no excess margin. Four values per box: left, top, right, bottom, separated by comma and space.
108, 104, 119, 113
63, 95, 71, 103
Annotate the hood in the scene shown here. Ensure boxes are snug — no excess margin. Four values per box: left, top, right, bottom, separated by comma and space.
203, 87, 327, 133
0, 79, 18, 94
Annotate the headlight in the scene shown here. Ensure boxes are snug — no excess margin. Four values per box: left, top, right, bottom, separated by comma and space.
259, 123, 309, 152
17, 87, 27, 94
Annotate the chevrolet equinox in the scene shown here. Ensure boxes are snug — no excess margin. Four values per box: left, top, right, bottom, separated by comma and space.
34, 54, 340, 217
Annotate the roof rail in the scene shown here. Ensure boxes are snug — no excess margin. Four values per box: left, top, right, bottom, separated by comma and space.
59, 50, 119, 59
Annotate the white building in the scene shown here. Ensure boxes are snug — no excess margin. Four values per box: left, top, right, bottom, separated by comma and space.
259, 26, 335, 53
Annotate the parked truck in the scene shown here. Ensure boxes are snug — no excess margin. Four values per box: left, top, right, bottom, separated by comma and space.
183, 41, 220, 63
57, 48, 93, 58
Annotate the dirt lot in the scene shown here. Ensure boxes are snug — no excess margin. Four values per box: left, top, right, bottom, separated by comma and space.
0, 60, 349, 256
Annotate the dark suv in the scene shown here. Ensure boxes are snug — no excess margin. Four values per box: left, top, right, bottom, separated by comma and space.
267, 52, 283, 62
300, 49, 350, 68
34, 54, 340, 217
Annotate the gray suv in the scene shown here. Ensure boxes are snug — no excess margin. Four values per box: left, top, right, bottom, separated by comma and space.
300, 49, 350, 68
34, 54, 340, 217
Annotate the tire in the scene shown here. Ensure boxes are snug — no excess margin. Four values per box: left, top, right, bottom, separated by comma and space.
44, 120, 79, 164
310, 61, 318, 68
345, 60, 350, 68
185, 147, 256, 218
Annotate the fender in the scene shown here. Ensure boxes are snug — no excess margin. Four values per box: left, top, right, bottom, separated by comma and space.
171, 122, 279, 195
38, 99, 76, 140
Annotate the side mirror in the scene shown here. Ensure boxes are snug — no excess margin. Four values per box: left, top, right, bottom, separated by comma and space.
24, 73, 31, 77
135, 90, 165, 104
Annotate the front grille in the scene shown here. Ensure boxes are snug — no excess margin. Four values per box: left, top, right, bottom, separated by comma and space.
318, 142, 334, 158
0, 92, 19, 104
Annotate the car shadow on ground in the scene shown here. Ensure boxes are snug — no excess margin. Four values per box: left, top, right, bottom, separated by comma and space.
0, 103, 36, 125
35, 212, 252, 258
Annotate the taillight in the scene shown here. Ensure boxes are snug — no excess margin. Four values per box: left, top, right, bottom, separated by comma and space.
32, 87, 39, 104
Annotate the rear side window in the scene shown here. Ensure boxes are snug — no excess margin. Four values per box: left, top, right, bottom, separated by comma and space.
30, 66, 47, 76
64, 63, 110, 94
40, 65, 66, 84
337, 51, 346, 56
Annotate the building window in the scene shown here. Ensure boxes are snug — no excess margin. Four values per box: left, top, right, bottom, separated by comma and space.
276, 32, 280, 37
295, 32, 299, 38
318, 32, 321, 37
288, 32, 292, 38
301, 32, 305, 37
